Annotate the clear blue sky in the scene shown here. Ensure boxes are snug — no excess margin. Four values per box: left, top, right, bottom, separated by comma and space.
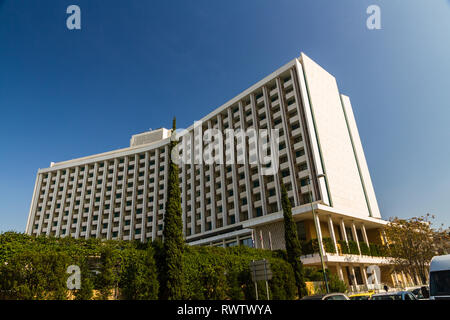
1, 0, 449, 232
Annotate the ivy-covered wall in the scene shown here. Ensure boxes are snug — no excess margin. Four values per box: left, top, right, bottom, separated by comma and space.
0, 232, 297, 300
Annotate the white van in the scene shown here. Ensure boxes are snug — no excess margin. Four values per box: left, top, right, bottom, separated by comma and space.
429, 254, 450, 300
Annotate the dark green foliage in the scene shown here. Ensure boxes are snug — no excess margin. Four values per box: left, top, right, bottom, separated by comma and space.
359, 242, 371, 256
338, 240, 349, 254
161, 118, 186, 300
303, 267, 324, 281
369, 243, 388, 257
0, 232, 300, 300
300, 239, 319, 255
73, 257, 94, 300
280, 180, 306, 298
0, 250, 69, 300
181, 245, 297, 300
268, 259, 297, 299
119, 247, 159, 300
322, 237, 336, 253
326, 271, 347, 293
347, 240, 360, 255
96, 246, 120, 300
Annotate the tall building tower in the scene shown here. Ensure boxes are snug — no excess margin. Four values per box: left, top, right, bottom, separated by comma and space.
27, 53, 401, 291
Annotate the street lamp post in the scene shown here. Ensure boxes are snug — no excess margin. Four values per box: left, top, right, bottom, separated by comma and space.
308, 173, 330, 293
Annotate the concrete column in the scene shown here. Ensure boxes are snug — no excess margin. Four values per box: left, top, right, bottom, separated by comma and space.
361, 223, 370, 246
350, 266, 357, 287
141, 152, 150, 242
152, 149, 160, 240
107, 159, 118, 240
217, 113, 228, 227
46, 170, 61, 236
227, 107, 241, 223
276, 77, 300, 206
238, 101, 254, 220
207, 120, 217, 230
55, 169, 70, 237
351, 221, 361, 255
372, 267, 380, 285
95, 161, 108, 239
336, 264, 345, 282
361, 265, 369, 286
339, 219, 348, 244
85, 163, 99, 239
117, 158, 129, 240
262, 85, 282, 212
129, 154, 139, 240
250, 93, 268, 216
327, 216, 338, 254
401, 272, 408, 287
75, 165, 89, 238
415, 273, 420, 285
313, 212, 325, 255
391, 272, 397, 287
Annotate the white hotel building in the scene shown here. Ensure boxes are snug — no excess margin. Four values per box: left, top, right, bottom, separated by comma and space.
26, 53, 417, 290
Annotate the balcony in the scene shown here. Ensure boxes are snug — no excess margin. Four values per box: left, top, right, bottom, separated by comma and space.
299, 238, 392, 265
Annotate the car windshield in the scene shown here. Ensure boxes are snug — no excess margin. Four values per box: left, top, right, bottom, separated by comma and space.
430, 270, 450, 296
350, 295, 370, 300
371, 294, 402, 300
326, 295, 347, 300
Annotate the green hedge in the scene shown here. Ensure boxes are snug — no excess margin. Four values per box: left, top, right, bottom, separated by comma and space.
322, 238, 336, 253
338, 240, 349, 254
359, 242, 371, 256
182, 246, 296, 300
300, 238, 336, 255
0, 232, 297, 300
347, 240, 360, 255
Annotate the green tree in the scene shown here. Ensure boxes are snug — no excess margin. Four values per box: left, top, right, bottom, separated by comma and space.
161, 118, 185, 299
280, 179, 306, 298
384, 214, 450, 284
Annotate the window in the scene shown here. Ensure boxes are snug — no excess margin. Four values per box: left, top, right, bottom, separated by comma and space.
241, 238, 253, 247
430, 270, 450, 296
256, 207, 263, 217
296, 221, 307, 241
296, 149, 305, 158
300, 178, 309, 187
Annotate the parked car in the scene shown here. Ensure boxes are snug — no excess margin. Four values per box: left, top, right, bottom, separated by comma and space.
429, 254, 450, 300
302, 293, 350, 300
409, 286, 429, 300
370, 291, 417, 300
349, 291, 375, 300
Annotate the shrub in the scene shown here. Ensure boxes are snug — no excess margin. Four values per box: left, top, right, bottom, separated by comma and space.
322, 238, 336, 253
0, 250, 69, 300
327, 272, 347, 293
338, 240, 349, 254
359, 242, 371, 256
348, 240, 360, 255
119, 247, 159, 300
0, 232, 299, 300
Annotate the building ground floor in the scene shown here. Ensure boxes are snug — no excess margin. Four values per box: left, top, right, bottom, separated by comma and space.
192, 202, 427, 294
